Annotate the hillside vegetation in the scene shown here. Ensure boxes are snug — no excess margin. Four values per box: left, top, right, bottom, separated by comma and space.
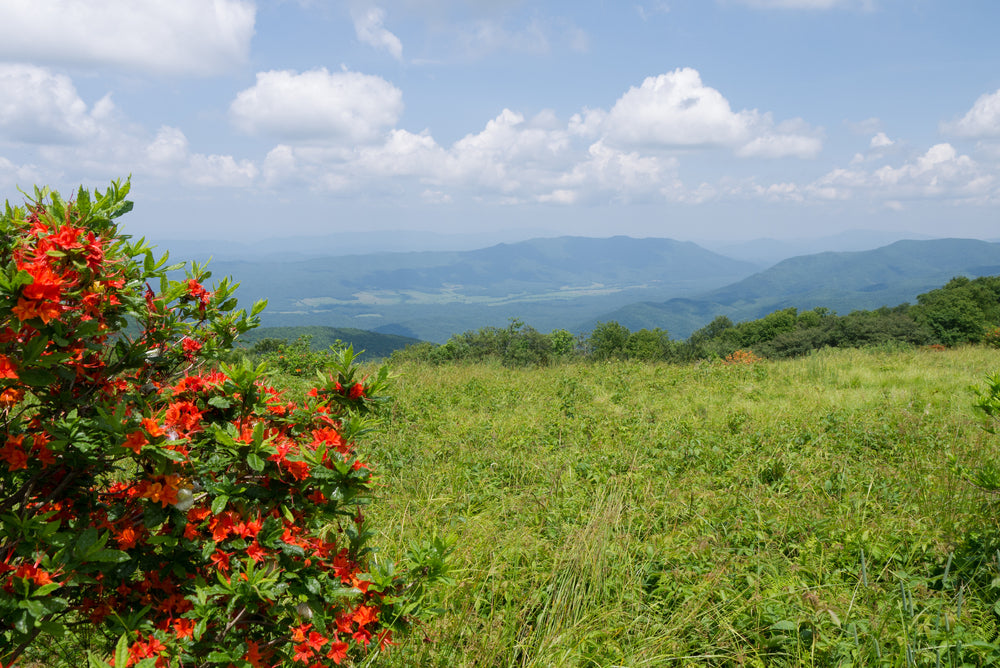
593, 238, 1000, 338
393, 275, 1000, 366
355, 346, 1000, 666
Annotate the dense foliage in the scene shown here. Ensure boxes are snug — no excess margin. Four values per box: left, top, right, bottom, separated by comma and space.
0, 183, 447, 667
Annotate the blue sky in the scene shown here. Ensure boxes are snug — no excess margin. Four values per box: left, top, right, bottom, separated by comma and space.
0, 0, 998, 247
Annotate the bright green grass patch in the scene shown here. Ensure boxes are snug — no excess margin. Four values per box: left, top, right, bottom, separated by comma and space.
355, 346, 1000, 667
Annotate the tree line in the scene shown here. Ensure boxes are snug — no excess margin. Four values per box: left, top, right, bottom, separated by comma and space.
390, 275, 1000, 366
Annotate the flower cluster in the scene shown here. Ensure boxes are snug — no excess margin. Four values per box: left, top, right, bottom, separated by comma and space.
723, 349, 764, 365
0, 183, 443, 667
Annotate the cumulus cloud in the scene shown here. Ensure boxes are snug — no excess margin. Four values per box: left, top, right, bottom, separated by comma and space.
0, 0, 255, 75
559, 140, 675, 202
943, 88, 1000, 139
807, 143, 994, 202
870, 132, 893, 148
0, 156, 43, 189
353, 6, 404, 60
246, 66, 832, 206
602, 68, 822, 158
230, 68, 404, 143
0, 64, 115, 144
145, 126, 257, 187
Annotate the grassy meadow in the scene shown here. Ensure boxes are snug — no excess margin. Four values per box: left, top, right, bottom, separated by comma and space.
340, 345, 1000, 667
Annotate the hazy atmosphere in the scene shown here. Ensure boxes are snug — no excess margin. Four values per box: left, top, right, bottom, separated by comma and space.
0, 0, 998, 246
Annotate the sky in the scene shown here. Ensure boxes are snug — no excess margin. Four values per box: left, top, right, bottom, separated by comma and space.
0, 0, 998, 248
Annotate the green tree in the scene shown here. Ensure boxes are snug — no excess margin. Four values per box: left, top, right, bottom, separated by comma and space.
625, 328, 672, 361
589, 321, 631, 360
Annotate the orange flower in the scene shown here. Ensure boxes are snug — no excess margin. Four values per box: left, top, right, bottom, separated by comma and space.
22, 265, 65, 301
115, 525, 141, 550
123, 430, 148, 454
172, 618, 194, 640
11, 297, 61, 323
0, 354, 16, 379
141, 417, 165, 438
140, 475, 183, 507
0, 387, 24, 407
164, 401, 203, 436
0, 436, 28, 471
352, 604, 378, 629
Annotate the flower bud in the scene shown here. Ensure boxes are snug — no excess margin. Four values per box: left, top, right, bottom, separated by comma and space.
172, 487, 194, 512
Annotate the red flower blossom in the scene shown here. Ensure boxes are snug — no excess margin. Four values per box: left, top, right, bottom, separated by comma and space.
326, 640, 349, 665
11, 297, 61, 324
122, 430, 148, 454
172, 618, 194, 639
286, 460, 311, 481
0, 354, 16, 379
164, 400, 203, 436
0, 436, 28, 471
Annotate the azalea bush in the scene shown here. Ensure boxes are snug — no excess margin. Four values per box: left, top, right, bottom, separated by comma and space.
0, 182, 448, 667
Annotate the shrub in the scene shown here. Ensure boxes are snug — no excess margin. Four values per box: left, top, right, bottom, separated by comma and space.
588, 321, 630, 361
0, 182, 446, 667
723, 349, 763, 365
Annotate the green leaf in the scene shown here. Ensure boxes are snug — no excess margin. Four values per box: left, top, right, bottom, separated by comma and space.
769, 620, 798, 632
33, 582, 62, 597
211, 495, 229, 515
247, 453, 265, 472
88, 654, 113, 668
115, 633, 130, 668
91, 548, 130, 563
17, 367, 56, 387
208, 396, 232, 410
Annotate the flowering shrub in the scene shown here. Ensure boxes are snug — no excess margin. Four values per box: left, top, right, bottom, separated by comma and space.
252, 335, 337, 377
0, 182, 447, 667
723, 349, 763, 365
982, 326, 1000, 349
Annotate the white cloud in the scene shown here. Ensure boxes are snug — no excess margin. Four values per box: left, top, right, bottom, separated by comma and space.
353, 6, 404, 60
737, 132, 822, 159
0, 156, 43, 188
144, 126, 257, 188
943, 88, 1000, 139
870, 132, 893, 148
187, 154, 259, 188
0, 0, 255, 76
602, 68, 822, 158
604, 69, 752, 148
808, 143, 995, 202
230, 68, 404, 143
560, 140, 673, 201
0, 64, 114, 144
146, 127, 190, 166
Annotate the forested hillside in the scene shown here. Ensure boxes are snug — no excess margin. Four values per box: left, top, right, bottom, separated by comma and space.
584, 238, 1000, 338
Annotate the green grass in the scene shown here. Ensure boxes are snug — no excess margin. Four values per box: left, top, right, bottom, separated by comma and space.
350, 346, 1000, 666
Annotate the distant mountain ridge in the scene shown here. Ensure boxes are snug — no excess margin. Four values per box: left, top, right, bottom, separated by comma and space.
210, 236, 758, 342
584, 238, 1000, 338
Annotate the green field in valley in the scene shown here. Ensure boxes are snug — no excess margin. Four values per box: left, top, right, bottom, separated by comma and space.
338, 346, 1000, 666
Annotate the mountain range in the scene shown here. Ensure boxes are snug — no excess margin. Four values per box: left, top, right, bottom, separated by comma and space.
208, 236, 758, 342
200, 235, 1000, 344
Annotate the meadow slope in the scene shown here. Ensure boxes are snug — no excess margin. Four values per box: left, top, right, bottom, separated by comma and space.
358, 346, 1000, 666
